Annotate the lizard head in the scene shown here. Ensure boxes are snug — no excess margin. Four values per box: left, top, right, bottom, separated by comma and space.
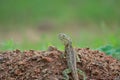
58, 33, 72, 45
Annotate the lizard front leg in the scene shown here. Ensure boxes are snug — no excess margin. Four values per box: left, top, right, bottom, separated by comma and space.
62, 68, 71, 80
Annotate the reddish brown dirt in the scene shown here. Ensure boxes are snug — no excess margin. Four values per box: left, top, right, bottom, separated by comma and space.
0, 46, 120, 80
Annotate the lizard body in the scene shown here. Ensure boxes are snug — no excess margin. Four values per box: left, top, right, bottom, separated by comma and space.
58, 33, 79, 80
58, 33, 86, 80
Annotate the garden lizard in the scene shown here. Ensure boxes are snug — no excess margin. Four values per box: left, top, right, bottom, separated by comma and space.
58, 33, 86, 80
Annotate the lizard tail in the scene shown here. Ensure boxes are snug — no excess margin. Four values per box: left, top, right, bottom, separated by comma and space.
71, 66, 79, 80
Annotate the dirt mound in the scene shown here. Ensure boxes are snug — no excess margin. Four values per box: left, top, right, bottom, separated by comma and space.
0, 46, 120, 80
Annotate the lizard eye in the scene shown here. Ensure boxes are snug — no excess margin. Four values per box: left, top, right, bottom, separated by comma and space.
63, 35, 65, 37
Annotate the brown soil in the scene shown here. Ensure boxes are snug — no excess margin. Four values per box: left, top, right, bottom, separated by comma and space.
0, 46, 120, 80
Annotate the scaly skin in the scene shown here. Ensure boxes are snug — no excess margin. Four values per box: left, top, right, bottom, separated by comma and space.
58, 33, 79, 80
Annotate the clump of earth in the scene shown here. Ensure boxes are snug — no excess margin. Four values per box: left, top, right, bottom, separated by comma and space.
0, 46, 120, 80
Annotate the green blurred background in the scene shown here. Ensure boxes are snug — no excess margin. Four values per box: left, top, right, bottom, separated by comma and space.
0, 0, 120, 50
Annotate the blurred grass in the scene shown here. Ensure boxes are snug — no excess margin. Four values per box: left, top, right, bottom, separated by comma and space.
0, 32, 119, 51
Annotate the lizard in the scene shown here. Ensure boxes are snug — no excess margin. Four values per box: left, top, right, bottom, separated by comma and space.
58, 33, 86, 80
